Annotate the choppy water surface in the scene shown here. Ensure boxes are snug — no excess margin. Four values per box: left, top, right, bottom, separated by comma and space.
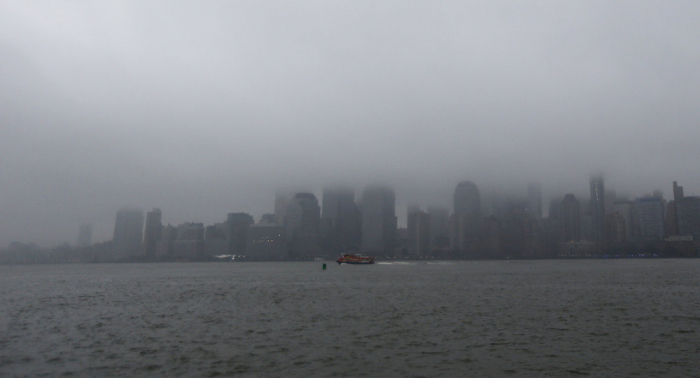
1, 260, 699, 377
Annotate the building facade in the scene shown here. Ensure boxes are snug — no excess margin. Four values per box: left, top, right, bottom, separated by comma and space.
560, 194, 581, 242
112, 208, 144, 261
287, 193, 321, 258
143, 208, 162, 258
635, 196, 665, 241
589, 175, 605, 242
451, 181, 481, 253
360, 186, 397, 256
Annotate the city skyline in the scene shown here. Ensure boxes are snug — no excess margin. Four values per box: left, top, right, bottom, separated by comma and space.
4, 175, 700, 264
4, 174, 700, 248
2, 2, 700, 247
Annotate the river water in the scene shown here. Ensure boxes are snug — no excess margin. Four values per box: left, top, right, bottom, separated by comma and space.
1, 260, 699, 377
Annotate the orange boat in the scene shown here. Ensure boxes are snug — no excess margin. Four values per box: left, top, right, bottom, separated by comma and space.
336, 253, 375, 265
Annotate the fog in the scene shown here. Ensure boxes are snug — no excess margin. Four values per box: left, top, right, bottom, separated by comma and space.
1, 1, 699, 246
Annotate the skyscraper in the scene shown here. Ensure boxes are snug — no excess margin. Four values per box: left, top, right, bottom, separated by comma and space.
673, 181, 684, 202
360, 186, 397, 256
247, 223, 287, 261
560, 194, 581, 242
635, 196, 665, 241
287, 193, 321, 258
321, 186, 361, 252
605, 212, 627, 243
112, 208, 144, 261
613, 200, 633, 240
527, 183, 542, 220
589, 175, 605, 242
226, 213, 254, 255
76, 223, 92, 247
143, 208, 162, 258
155, 224, 176, 258
407, 206, 430, 258
274, 190, 292, 225
427, 206, 450, 250
173, 222, 205, 259
669, 181, 685, 235
677, 196, 700, 239
204, 223, 227, 256
454, 181, 481, 219
451, 181, 481, 253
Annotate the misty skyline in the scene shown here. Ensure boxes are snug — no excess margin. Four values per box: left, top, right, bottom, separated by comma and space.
2, 1, 700, 247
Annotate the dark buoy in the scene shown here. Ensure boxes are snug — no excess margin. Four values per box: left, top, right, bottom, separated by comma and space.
322, 263, 327, 270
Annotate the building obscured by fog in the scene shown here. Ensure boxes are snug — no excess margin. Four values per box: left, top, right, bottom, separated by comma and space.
360, 186, 397, 256
526, 183, 542, 220
560, 194, 581, 242
204, 223, 227, 256
226, 213, 254, 256
286, 193, 321, 259
173, 222, 204, 259
112, 208, 144, 261
589, 175, 605, 242
613, 200, 634, 241
156, 224, 176, 258
427, 206, 450, 251
677, 196, 700, 239
635, 197, 665, 241
143, 208, 162, 258
247, 223, 287, 260
407, 206, 430, 258
76, 224, 92, 247
274, 191, 292, 226
451, 181, 481, 255
321, 186, 361, 254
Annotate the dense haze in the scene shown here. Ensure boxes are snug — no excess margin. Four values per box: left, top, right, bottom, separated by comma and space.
1, 1, 699, 247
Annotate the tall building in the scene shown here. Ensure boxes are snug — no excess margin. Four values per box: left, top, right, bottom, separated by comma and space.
669, 181, 685, 235
247, 224, 287, 260
560, 194, 581, 242
360, 186, 397, 256
287, 193, 321, 258
274, 190, 292, 225
427, 206, 450, 250
173, 222, 205, 259
407, 207, 430, 258
605, 212, 627, 243
454, 181, 481, 219
589, 175, 605, 242
143, 208, 162, 258
673, 181, 684, 201
612, 200, 633, 240
204, 223, 227, 256
112, 208, 144, 261
155, 224, 176, 258
226, 213, 254, 255
635, 196, 665, 241
543, 197, 563, 250
451, 181, 481, 253
527, 183, 542, 220
321, 186, 361, 252
604, 190, 617, 215
501, 210, 539, 258
677, 196, 700, 239
76, 223, 92, 247
548, 197, 562, 221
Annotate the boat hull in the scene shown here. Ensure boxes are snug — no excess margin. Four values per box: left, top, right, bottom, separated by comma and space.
336, 260, 375, 265
336, 254, 375, 265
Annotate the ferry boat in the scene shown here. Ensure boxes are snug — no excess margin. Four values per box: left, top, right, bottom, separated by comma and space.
336, 253, 375, 265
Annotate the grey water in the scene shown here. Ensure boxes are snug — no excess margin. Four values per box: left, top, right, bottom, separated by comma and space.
1, 260, 699, 377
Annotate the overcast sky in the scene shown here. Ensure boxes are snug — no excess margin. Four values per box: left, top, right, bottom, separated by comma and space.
1, 1, 699, 246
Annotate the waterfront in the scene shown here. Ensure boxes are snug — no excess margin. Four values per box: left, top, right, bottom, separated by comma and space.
1, 260, 699, 377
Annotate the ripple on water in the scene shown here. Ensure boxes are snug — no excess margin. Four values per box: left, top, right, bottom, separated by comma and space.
0, 261, 700, 376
